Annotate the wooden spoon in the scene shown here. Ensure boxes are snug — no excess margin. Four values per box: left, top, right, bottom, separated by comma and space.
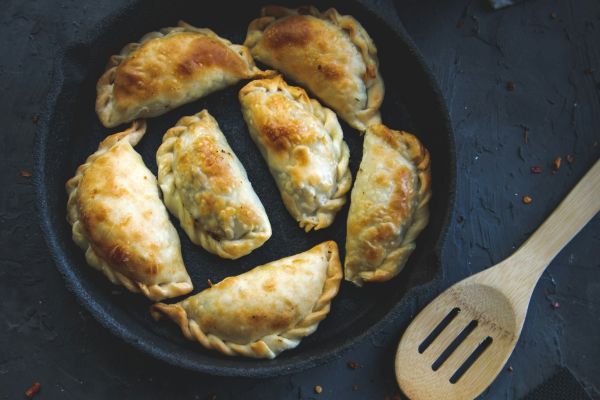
395, 158, 600, 400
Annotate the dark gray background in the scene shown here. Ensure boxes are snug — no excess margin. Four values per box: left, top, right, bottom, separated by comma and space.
1, 0, 599, 399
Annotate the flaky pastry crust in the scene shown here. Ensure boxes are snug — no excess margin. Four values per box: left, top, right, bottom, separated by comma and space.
96, 21, 272, 127
156, 110, 271, 259
344, 124, 431, 286
66, 121, 193, 300
239, 75, 352, 231
245, 6, 384, 131
151, 241, 342, 359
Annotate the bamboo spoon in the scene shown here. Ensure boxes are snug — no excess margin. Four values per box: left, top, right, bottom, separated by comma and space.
395, 158, 600, 400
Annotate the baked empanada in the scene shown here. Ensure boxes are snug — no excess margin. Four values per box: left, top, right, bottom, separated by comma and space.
66, 121, 193, 300
239, 75, 352, 231
156, 110, 271, 259
245, 6, 384, 132
345, 124, 431, 286
96, 21, 272, 128
151, 241, 342, 359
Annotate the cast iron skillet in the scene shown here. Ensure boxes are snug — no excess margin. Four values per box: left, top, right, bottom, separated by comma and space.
34, 0, 455, 377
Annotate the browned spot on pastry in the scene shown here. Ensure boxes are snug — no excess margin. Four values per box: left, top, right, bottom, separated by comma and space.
264, 15, 313, 48
217, 277, 235, 290
108, 244, 130, 265
82, 204, 108, 224
363, 64, 376, 80
283, 298, 295, 308
268, 314, 293, 331
175, 36, 247, 77
374, 172, 388, 187
142, 210, 153, 219
374, 125, 402, 149
262, 278, 277, 292
371, 223, 396, 245
113, 68, 147, 98
145, 263, 159, 276
347, 218, 362, 236
317, 63, 342, 80
236, 205, 262, 229
201, 315, 217, 330
129, 230, 143, 244
176, 135, 236, 194
389, 167, 414, 221
113, 33, 247, 104
292, 146, 310, 166
363, 241, 383, 264
195, 138, 228, 175
262, 124, 302, 153
249, 313, 265, 322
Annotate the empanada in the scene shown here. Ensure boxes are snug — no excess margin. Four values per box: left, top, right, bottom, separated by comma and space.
66, 121, 193, 300
151, 241, 342, 359
245, 6, 384, 132
96, 21, 272, 128
345, 124, 431, 286
239, 75, 352, 231
156, 110, 271, 259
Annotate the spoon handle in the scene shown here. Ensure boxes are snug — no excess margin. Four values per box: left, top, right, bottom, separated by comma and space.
509, 158, 600, 285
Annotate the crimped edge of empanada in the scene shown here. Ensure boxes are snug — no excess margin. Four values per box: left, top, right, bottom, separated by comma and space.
245, 6, 384, 132
65, 121, 193, 301
150, 241, 343, 359
239, 75, 352, 231
156, 110, 272, 259
96, 21, 273, 128
346, 124, 432, 286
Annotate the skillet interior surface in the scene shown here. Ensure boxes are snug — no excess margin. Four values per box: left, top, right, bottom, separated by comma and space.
35, 0, 455, 377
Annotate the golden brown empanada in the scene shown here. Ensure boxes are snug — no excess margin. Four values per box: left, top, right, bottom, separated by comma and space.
156, 110, 271, 259
245, 6, 384, 132
239, 75, 352, 231
345, 124, 431, 286
96, 21, 272, 128
66, 121, 193, 300
151, 241, 342, 359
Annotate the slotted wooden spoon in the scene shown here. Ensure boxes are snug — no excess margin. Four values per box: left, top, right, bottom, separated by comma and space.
396, 158, 600, 400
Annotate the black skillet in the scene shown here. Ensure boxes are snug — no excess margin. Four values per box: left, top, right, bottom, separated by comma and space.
34, 0, 455, 377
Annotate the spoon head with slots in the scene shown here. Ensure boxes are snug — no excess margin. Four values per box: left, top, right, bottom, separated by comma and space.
395, 277, 526, 400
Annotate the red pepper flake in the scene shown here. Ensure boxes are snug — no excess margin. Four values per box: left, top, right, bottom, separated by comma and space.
20, 170, 32, 178
352, 384, 359, 391
207, 279, 213, 287
584, 68, 595, 75
566, 154, 575, 164
506, 81, 516, 91
32, 115, 40, 124
522, 195, 533, 205
550, 12, 557, 19
347, 361, 359, 370
530, 165, 543, 174
25, 382, 41, 398
507, 365, 514, 372
551, 301, 560, 309
552, 156, 562, 172
314, 385, 323, 394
